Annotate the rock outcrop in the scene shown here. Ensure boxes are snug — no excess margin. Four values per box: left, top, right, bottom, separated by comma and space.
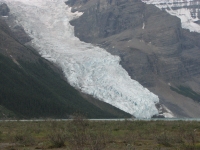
0, 3, 9, 16
67, 0, 200, 117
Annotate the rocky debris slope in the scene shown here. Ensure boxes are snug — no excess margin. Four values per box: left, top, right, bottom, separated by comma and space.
67, 0, 200, 117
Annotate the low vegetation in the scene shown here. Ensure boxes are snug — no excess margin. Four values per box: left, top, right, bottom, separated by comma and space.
0, 118, 200, 150
170, 86, 200, 102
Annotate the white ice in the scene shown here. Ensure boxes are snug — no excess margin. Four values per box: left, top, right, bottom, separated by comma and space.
142, 0, 200, 33
142, 22, 145, 29
162, 106, 174, 118
3, 0, 159, 118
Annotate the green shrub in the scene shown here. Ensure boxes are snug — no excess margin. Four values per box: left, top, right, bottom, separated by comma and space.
13, 132, 35, 146
48, 129, 67, 148
156, 132, 172, 147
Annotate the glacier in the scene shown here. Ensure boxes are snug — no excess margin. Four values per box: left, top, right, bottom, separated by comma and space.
142, 0, 200, 33
3, 0, 159, 118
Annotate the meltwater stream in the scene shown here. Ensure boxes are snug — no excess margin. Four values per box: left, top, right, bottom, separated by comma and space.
4, 0, 159, 118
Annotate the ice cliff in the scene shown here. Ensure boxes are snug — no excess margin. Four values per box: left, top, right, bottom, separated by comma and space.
3, 0, 159, 118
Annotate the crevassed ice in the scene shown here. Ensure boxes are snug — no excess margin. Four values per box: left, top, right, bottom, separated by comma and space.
142, 0, 200, 33
4, 0, 159, 118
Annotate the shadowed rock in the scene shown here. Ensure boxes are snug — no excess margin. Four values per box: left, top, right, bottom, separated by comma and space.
0, 3, 10, 16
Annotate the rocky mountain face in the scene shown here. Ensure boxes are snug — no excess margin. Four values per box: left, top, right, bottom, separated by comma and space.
67, 0, 200, 117
142, 0, 200, 32
142, 0, 200, 19
0, 3, 131, 119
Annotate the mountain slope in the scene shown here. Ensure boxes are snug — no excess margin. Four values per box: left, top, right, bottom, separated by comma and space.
67, 0, 200, 117
0, 4, 131, 119
0, 52, 130, 119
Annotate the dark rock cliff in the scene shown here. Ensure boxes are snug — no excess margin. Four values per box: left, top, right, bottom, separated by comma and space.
67, 0, 200, 117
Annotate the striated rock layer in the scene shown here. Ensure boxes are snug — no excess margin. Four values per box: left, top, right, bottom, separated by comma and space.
3, 0, 160, 118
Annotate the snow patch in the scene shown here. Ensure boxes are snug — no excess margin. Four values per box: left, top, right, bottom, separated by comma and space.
162, 105, 174, 118
142, 22, 145, 29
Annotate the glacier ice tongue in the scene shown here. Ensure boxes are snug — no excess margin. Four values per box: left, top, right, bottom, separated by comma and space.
4, 0, 159, 118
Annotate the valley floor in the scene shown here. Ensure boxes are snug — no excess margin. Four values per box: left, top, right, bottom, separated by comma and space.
0, 119, 200, 150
